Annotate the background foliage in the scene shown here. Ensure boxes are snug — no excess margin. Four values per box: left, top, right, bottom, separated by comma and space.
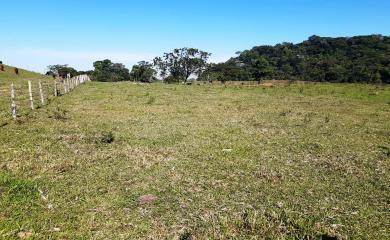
201, 35, 390, 83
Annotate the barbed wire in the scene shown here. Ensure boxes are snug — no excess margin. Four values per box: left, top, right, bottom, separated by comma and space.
0, 75, 90, 121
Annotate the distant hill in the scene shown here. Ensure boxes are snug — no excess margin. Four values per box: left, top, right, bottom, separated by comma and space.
203, 35, 390, 83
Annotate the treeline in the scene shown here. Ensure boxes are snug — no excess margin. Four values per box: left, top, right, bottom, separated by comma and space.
201, 35, 390, 83
46, 64, 93, 78
49, 48, 210, 83
90, 48, 210, 83
48, 35, 390, 84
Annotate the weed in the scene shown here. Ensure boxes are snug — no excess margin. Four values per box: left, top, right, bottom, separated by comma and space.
378, 145, 390, 157
179, 230, 192, 240
100, 131, 115, 144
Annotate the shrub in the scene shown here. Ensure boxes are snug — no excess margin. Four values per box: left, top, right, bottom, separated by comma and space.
100, 131, 115, 144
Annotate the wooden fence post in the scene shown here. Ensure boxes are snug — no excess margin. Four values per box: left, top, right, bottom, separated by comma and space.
39, 81, 45, 105
63, 79, 67, 93
54, 80, 58, 96
28, 80, 34, 110
10, 83, 17, 119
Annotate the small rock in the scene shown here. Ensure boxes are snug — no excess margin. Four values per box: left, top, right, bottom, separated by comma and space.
139, 194, 157, 205
51, 227, 61, 232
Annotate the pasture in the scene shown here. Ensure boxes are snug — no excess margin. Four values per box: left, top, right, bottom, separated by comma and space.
0, 81, 389, 239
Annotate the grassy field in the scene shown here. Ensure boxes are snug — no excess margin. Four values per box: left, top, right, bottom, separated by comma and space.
0, 65, 52, 86
0, 80, 389, 239
0, 65, 57, 124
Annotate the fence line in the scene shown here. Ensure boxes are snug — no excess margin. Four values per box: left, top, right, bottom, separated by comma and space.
1, 75, 90, 121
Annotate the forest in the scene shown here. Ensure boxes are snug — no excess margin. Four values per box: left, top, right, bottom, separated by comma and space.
201, 35, 390, 83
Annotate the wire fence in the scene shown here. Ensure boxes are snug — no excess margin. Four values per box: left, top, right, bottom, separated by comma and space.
0, 75, 90, 124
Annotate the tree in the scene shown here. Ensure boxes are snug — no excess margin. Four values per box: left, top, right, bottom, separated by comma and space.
47, 64, 78, 78
251, 56, 272, 82
92, 59, 130, 82
153, 48, 211, 83
130, 61, 156, 82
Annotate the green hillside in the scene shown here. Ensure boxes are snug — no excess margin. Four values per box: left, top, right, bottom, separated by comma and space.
203, 35, 390, 83
0, 65, 55, 123
0, 64, 51, 87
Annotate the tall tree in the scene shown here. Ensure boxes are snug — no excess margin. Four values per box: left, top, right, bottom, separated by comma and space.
251, 56, 272, 82
92, 59, 130, 82
47, 64, 77, 78
130, 61, 156, 82
153, 48, 211, 83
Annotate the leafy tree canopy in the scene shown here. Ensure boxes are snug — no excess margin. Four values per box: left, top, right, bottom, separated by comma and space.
153, 48, 211, 83
204, 35, 390, 83
47, 64, 78, 78
92, 59, 130, 82
130, 61, 156, 82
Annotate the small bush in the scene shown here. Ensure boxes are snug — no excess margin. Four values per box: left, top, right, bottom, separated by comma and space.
179, 230, 192, 240
100, 131, 115, 144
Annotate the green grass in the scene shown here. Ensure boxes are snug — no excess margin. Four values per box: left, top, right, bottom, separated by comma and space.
0, 81, 389, 239
0, 65, 57, 125
0, 65, 51, 87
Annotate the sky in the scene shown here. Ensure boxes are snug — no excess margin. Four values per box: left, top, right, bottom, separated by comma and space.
1, 0, 389, 73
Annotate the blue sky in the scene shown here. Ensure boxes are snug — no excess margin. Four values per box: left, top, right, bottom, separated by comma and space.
2, 0, 389, 73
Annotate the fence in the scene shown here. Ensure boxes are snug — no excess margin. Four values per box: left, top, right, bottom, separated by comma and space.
0, 75, 90, 122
